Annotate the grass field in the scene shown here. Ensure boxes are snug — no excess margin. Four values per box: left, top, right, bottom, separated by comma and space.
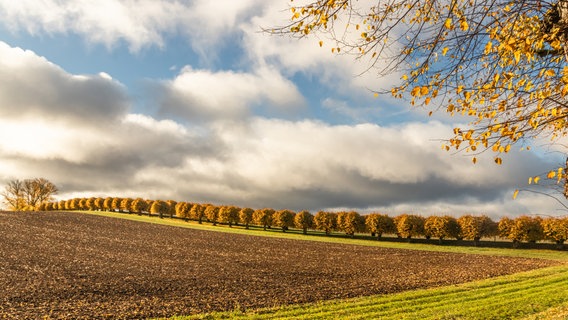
76, 211, 568, 320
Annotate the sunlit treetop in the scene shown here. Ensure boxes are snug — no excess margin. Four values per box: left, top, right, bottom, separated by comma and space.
275, 0, 568, 196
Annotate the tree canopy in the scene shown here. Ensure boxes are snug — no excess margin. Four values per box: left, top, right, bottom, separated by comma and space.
2, 178, 58, 211
275, 0, 568, 199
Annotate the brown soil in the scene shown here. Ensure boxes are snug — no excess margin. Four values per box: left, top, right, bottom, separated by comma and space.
0, 211, 557, 319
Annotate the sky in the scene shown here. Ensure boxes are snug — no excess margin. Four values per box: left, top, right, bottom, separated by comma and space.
0, 0, 565, 218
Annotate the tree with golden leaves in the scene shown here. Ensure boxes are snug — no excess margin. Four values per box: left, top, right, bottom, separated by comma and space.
511, 215, 545, 244
253, 208, 275, 230
175, 202, 193, 220
150, 200, 169, 219
336, 211, 364, 237
314, 211, 337, 235
239, 207, 255, 229
77, 198, 87, 210
365, 213, 395, 240
103, 197, 113, 211
457, 214, 498, 246
111, 197, 122, 212
219, 205, 241, 227
166, 200, 177, 218
85, 197, 96, 211
394, 214, 425, 240
274, 209, 296, 232
276, 0, 568, 198
294, 210, 314, 234
190, 203, 206, 224
499, 215, 544, 247
65, 198, 79, 211
205, 204, 220, 226
94, 197, 104, 211
424, 215, 461, 243
120, 198, 133, 213
131, 198, 149, 215
542, 216, 568, 249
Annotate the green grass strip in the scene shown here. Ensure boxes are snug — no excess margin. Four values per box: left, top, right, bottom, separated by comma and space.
173, 265, 568, 320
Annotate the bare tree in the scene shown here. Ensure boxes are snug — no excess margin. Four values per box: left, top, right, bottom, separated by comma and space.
2, 178, 58, 211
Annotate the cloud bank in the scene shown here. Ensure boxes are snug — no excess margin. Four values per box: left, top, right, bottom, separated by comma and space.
0, 0, 564, 217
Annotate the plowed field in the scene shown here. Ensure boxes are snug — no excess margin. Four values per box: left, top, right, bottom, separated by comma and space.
0, 211, 556, 319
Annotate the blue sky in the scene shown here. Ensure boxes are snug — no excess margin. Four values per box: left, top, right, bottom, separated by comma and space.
0, 0, 563, 217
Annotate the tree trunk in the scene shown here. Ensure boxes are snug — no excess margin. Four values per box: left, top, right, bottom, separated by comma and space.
564, 157, 568, 199
474, 237, 480, 247
558, 0, 568, 61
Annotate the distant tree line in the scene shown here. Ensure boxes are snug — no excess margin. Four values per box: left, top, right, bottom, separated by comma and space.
34, 196, 568, 250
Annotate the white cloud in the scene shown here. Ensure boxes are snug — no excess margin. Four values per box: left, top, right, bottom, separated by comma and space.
155, 65, 305, 122
0, 0, 266, 53
0, 0, 193, 51
0, 41, 129, 123
239, 0, 405, 97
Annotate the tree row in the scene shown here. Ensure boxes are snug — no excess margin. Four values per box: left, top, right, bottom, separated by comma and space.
39, 197, 568, 249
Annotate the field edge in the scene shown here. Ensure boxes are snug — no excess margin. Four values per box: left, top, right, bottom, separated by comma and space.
74, 210, 568, 262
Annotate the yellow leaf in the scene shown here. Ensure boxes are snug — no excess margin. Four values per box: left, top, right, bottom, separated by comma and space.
512, 189, 519, 200
547, 171, 556, 179
545, 69, 556, 77
319, 40, 323, 47
495, 157, 502, 165
528, 177, 533, 184
442, 47, 449, 56
472, 157, 477, 164
484, 41, 493, 53
534, 176, 541, 184
460, 20, 469, 31
444, 18, 452, 29
420, 86, 429, 96
411, 87, 421, 97
514, 51, 521, 64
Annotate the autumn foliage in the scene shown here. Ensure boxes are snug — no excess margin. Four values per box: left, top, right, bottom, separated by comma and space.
294, 210, 314, 234
276, 0, 568, 196
31, 194, 566, 249
365, 213, 395, 240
